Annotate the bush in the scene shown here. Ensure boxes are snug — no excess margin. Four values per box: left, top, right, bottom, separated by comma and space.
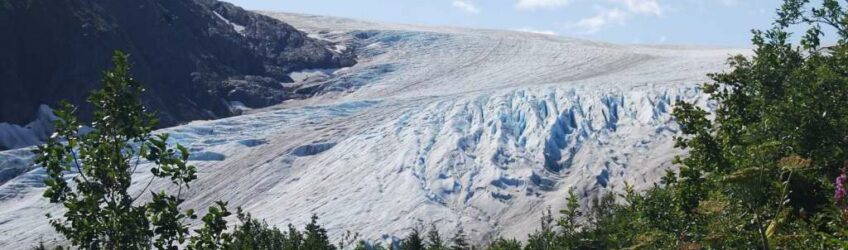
34, 51, 341, 250
482, 0, 848, 249
36, 51, 223, 249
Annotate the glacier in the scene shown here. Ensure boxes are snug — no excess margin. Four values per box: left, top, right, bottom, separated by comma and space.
0, 12, 748, 247
0, 105, 56, 150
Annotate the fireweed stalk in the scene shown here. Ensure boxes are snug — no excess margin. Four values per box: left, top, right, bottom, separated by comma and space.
835, 161, 848, 212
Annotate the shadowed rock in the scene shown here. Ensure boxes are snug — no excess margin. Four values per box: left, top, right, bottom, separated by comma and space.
0, 0, 356, 130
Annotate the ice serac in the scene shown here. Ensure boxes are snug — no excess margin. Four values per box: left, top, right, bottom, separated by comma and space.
0, 12, 747, 247
0, 105, 56, 150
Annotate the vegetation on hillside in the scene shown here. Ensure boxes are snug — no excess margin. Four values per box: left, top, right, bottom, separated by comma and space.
33, 0, 848, 249
478, 0, 848, 248
33, 52, 338, 250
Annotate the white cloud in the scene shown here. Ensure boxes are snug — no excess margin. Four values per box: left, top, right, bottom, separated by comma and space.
452, 0, 480, 14
515, 27, 558, 35
717, 0, 739, 6
515, 0, 572, 10
570, 8, 628, 34
516, 0, 664, 12
692, 0, 741, 8
565, 0, 666, 34
613, 0, 663, 16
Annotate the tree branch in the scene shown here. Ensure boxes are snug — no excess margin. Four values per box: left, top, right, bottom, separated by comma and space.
130, 146, 142, 176
131, 174, 155, 204
70, 149, 91, 184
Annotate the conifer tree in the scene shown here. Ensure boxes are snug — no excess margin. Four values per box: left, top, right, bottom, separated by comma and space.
286, 224, 305, 250
425, 225, 446, 250
486, 238, 521, 250
449, 227, 470, 250
400, 227, 424, 250
303, 214, 336, 250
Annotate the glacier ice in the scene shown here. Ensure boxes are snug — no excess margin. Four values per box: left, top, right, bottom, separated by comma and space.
0, 105, 56, 150
0, 12, 750, 247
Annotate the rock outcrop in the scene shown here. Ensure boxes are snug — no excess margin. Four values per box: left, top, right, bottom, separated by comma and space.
0, 0, 355, 129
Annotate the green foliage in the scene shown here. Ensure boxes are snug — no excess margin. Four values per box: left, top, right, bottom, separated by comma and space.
426, 225, 447, 250
663, 0, 848, 247
303, 214, 337, 250
223, 209, 341, 250
36, 51, 203, 249
488, 0, 848, 249
524, 208, 557, 250
450, 227, 470, 250
473, 1, 848, 249
485, 238, 521, 250
400, 227, 425, 250
338, 230, 361, 250
34, 51, 237, 249
226, 208, 287, 249
189, 201, 233, 249
354, 241, 388, 250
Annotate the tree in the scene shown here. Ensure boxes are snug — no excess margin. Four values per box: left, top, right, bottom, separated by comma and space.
449, 227, 469, 250
337, 230, 361, 250
425, 225, 446, 250
667, 0, 848, 248
224, 209, 346, 250
303, 214, 336, 250
485, 238, 521, 250
35, 51, 229, 249
286, 224, 305, 250
226, 208, 287, 249
189, 201, 232, 249
557, 188, 582, 237
512, 1, 848, 249
353, 241, 387, 250
400, 227, 425, 250
524, 208, 557, 250
34, 52, 347, 249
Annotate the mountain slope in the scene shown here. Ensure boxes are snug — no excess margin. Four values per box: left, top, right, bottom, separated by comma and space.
0, 0, 354, 135
0, 12, 747, 247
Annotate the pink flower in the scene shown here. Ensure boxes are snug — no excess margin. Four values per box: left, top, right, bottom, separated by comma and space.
837, 161, 848, 210
836, 170, 847, 205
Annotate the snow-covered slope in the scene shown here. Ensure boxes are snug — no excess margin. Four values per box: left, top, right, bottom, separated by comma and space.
0, 12, 747, 247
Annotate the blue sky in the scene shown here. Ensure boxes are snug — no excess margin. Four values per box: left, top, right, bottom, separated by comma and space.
224, 0, 799, 47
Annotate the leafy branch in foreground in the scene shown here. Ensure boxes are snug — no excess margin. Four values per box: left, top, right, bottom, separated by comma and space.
34, 51, 231, 249
34, 51, 342, 250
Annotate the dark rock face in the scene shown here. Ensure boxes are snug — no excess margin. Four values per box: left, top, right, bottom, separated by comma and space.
0, 0, 355, 127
